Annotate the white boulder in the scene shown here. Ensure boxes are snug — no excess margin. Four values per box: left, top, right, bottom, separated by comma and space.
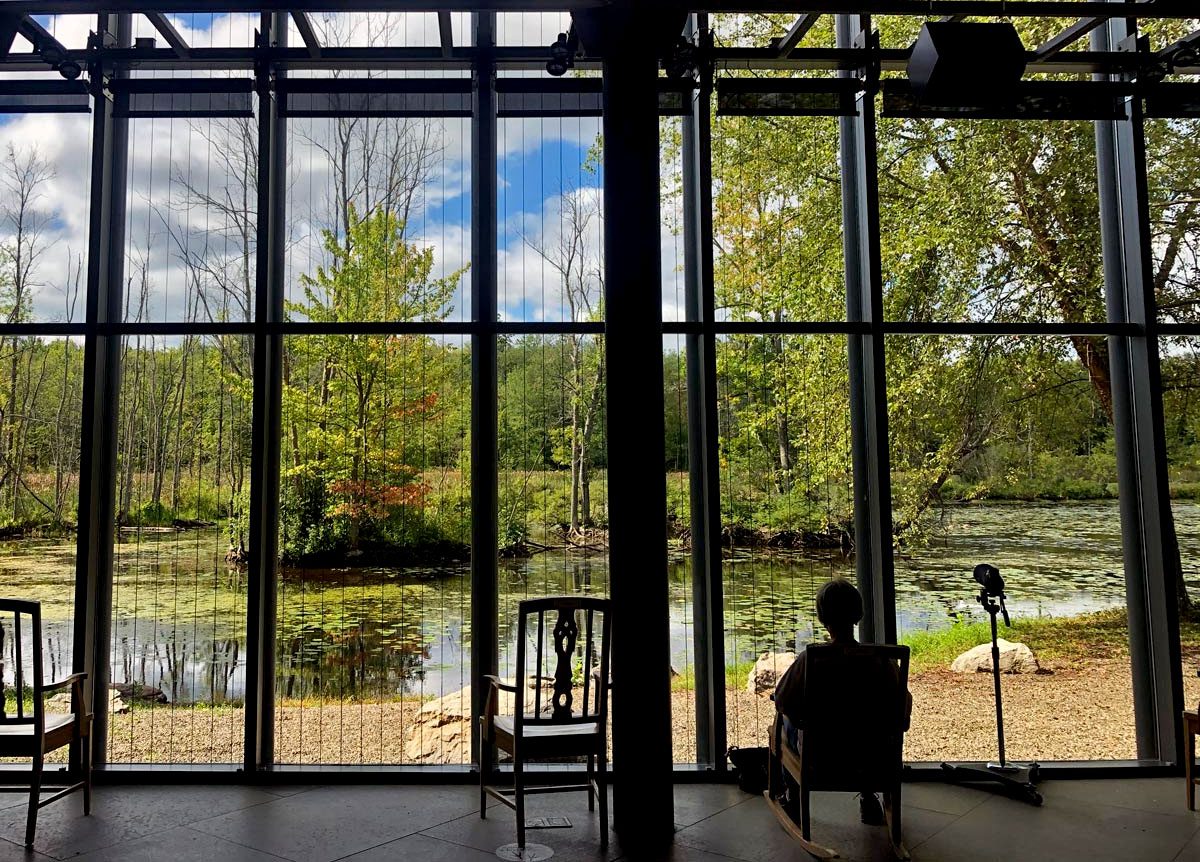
950, 639, 1040, 674
746, 651, 797, 696
405, 683, 546, 764
46, 689, 128, 714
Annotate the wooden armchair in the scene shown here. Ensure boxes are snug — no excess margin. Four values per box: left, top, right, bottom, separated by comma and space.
0, 598, 92, 848
766, 642, 910, 860
479, 596, 611, 853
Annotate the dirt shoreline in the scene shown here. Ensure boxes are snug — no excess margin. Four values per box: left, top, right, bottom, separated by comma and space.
66, 653, 1194, 767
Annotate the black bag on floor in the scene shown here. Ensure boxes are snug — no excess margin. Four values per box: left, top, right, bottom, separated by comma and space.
727, 746, 770, 795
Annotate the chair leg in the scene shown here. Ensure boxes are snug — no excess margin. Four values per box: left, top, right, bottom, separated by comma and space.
884, 786, 910, 861
514, 754, 526, 850
586, 754, 596, 812
478, 720, 489, 820
83, 735, 92, 816
25, 752, 44, 848
597, 751, 609, 851
799, 781, 811, 842
1188, 722, 1196, 812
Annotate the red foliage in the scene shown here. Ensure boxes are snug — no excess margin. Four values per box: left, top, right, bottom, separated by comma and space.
329, 478, 430, 519
390, 392, 439, 420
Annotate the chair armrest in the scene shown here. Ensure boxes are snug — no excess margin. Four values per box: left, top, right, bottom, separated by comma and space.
41, 673, 87, 694
483, 674, 517, 693
482, 675, 517, 724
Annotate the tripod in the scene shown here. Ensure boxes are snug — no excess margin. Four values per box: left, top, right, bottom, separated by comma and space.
940, 573, 1042, 806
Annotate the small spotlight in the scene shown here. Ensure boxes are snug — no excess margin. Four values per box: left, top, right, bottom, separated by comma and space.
56, 59, 82, 80
1169, 44, 1198, 72
664, 36, 697, 80
546, 31, 573, 77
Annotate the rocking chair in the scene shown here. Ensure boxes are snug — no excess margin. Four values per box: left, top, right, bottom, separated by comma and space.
479, 596, 611, 853
765, 642, 910, 860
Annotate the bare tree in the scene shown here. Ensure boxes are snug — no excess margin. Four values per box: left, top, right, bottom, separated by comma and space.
0, 145, 54, 523
526, 183, 606, 536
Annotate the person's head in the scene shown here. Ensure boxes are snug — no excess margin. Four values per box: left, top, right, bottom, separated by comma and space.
815, 578, 863, 641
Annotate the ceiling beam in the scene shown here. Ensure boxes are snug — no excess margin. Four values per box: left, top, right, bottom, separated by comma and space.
1033, 16, 1105, 61
291, 10, 321, 58
437, 9, 452, 58
774, 13, 819, 57
12, 42, 1161, 76
145, 11, 190, 58
15, 14, 69, 57
0, 1, 1188, 19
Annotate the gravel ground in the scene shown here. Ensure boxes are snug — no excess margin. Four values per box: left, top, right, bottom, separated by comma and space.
19, 654, 1196, 766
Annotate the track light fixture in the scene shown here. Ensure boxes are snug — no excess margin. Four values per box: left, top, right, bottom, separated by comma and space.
13, 23, 83, 81
664, 35, 698, 80
1136, 31, 1200, 85
546, 28, 577, 77
36, 42, 81, 80
55, 59, 82, 80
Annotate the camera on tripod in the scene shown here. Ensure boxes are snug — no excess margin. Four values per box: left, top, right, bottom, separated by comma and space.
973, 563, 1004, 597
941, 562, 1041, 804
973, 563, 1010, 626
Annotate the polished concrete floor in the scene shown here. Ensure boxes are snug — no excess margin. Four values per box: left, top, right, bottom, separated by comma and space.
0, 777, 1197, 862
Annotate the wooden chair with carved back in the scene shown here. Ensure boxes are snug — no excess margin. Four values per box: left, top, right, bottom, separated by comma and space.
0, 598, 92, 848
766, 642, 910, 860
479, 596, 611, 853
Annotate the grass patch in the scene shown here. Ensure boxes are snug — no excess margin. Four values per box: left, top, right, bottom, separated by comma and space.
669, 660, 758, 693
897, 608, 1200, 673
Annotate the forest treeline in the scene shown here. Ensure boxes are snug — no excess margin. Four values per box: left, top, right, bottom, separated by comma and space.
0, 15, 1196, 599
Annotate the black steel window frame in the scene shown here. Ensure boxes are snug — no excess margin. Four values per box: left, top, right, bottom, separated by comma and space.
0, 4, 1178, 781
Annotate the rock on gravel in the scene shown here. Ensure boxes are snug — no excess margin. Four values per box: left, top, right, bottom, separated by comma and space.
746, 651, 797, 695
47, 688, 127, 714
405, 687, 475, 763
950, 639, 1040, 674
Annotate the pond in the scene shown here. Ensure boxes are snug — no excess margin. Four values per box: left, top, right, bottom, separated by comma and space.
3, 500, 1199, 705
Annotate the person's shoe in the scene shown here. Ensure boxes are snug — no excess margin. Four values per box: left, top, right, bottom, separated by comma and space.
859, 793, 884, 826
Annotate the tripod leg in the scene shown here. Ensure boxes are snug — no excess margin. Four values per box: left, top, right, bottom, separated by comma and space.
990, 608, 1007, 768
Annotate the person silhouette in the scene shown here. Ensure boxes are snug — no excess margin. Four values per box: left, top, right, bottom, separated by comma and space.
772, 577, 911, 825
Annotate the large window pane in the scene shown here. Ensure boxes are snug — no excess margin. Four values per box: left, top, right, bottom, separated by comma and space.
0, 337, 82, 763
718, 334, 854, 752
710, 115, 844, 323
124, 115, 257, 324
275, 333, 470, 765
0, 116, 90, 322
498, 117, 603, 323
1146, 117, 1200, 323
665, 334, 697, 763
286, 115, 471, 325
878, 118, 1105, 324
109, 334, 250, 765
1160, 337, 1200, 717
889, 334, 1133, 761
496, 332, 611, 762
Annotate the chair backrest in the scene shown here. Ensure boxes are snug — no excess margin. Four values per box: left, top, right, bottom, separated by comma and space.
0, 598, 44, 729
798, 642, 910, 790
512, 596, 611, 732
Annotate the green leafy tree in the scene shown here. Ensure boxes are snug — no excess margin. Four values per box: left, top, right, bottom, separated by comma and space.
283, 206, 468, 556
